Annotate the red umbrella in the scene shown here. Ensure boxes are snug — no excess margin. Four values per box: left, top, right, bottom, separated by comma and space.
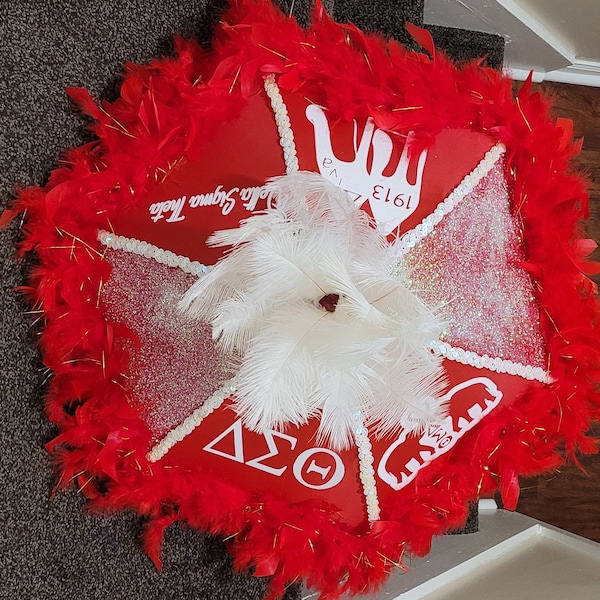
101, 85, 546, 527
13, 2, 600, 597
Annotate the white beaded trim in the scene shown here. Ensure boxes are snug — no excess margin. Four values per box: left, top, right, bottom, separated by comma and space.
430, 340, 552, 384
352, 410, 381, 522
263, 74, 299, 174
146, 379, 238, 463
98, 230, 210, 277
395, 143, 506, 256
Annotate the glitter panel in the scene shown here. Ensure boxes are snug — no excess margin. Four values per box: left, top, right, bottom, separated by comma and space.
102, 249, 234, 440
404, 157, 546, 368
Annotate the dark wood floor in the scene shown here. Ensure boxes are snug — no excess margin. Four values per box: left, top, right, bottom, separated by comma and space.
511, 81, 600, 543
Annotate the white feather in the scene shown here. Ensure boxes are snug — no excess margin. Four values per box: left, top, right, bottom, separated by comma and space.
180, 172, 448, 450
233, 303, 325, 431
317, 369, 367, 450
368, 345, 448, 439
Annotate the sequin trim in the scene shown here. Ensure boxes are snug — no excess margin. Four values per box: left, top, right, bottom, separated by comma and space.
263, 74, 299, 174
394, 143, 506, 256
98, 230, 210, 276
352, 410, 380, 522
146, 378, 239, 462
430, 340, 551, 383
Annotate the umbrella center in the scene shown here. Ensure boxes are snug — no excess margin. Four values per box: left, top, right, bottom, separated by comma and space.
318, 293, 340, 313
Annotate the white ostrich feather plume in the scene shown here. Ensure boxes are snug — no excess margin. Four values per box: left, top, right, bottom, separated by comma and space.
180, 172, 448, 450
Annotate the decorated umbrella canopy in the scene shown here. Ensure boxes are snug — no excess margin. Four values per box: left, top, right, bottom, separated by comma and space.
10, 1, 600, 597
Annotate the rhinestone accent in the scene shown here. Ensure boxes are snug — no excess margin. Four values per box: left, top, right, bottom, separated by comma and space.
146, 379, 238, 463
429, 340, 551, 383
263, 74, 299, 174
98, 230, 210, 277
352, 410, 381, 523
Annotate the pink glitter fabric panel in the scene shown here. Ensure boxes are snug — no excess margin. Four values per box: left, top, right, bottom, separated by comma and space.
404, 158, 546, 368
101, 249, 233, 440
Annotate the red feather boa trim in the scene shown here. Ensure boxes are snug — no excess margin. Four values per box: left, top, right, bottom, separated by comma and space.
12, 1, 600, 597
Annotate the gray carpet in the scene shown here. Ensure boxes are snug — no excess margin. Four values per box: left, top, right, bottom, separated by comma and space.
0, 1, 502, 599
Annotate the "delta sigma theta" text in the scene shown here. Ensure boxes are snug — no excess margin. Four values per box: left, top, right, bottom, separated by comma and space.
148, 183, 276, 223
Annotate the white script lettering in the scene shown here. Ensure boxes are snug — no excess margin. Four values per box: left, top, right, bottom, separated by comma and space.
149, 196, 187, 223
147, 184, 276, 223
189, 185, 238, 216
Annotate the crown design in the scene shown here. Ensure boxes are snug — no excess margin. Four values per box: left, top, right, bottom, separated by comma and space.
306, 104, 428, 235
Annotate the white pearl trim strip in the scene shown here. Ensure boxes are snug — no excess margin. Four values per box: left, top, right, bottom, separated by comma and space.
394, 143, 506, 256
263, 74, 299, 174
430, 340, 552, 384
146, 379, 239, 463
98, 230, 210, 277
352, 410, 381, 522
